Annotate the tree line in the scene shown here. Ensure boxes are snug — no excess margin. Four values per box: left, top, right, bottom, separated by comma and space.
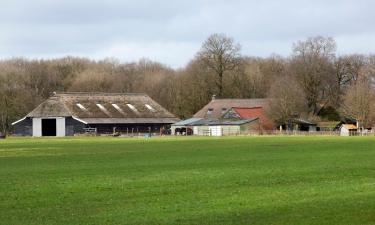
1, 34, 375, 133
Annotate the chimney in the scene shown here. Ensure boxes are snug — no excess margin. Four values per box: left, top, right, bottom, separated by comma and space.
212, 94, 216, 101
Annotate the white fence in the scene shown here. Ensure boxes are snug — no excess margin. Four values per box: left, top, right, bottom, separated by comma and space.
192, 129, 375, 137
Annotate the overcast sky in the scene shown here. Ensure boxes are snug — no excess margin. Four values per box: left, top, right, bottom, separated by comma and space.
0, 0, 374, 68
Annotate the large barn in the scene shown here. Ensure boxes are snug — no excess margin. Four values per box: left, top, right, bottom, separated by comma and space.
12, 92, 179, 137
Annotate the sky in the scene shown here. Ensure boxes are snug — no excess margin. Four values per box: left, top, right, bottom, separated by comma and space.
0, 0, 374, 68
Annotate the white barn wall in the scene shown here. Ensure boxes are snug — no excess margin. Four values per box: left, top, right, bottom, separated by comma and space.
56, 118, 66, 137
222, 126, 240, 136
209, 126, 222, 136
340, 127, 350, 136
194, 126, 200, 135
32, 118, 42, 137
32, 117, 66, 137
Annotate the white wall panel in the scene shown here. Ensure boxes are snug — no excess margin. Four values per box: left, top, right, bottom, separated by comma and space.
56, 118, 66, 137
209, 126, 222, 136
32, 118, 42, 137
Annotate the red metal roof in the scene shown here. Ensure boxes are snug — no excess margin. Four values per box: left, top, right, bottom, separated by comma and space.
233, 107, 263, 119
193, 98, 268, 119
233, 107, 275, 130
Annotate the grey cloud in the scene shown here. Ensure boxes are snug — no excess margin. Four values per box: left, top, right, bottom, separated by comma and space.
0, 0, 375, 68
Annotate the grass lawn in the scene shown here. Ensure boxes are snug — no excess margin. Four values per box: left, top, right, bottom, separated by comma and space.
1, 136, 375, 225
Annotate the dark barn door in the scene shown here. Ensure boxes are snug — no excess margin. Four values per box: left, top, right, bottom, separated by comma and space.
42, 119, 56, 136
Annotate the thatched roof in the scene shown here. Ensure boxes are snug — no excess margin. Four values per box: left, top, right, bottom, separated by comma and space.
81, 118, 179, 124
193, 98, 269, 119
27, 96, 71, 117
26, 92, 179, 123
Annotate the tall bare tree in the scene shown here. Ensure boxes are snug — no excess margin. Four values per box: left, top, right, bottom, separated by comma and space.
290, 36, 336, 115
197, 33, 242, 97
341, 75, 375, 129
266, 76, 308, 126
1, 35, 375, 132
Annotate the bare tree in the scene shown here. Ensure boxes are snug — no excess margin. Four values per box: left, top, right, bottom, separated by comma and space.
197, 33, 242, 97
290, 36, 336, 115
1, 37, 375, 132
341, 75, 375, 129
266, 76, 308, 126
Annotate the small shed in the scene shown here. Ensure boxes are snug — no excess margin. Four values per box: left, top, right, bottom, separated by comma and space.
171, 118, 203, 135
281, 118, 317, 132
340, 124, 358, 136
187, 118, 260, 136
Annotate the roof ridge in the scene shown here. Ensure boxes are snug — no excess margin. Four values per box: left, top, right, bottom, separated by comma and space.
212, 98, 267, 101
233, 106, 263, 109
54, 92, 147, 96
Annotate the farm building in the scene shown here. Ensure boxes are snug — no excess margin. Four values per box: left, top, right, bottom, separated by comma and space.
281, 118, 317, 132
317, 121, 340, 131
12, 92, 179, 137
172, 118, 260, 136
193, 97, 275, 130
170, 118, 202, 135
192, 97, 318, 133
340, 124, 358, 136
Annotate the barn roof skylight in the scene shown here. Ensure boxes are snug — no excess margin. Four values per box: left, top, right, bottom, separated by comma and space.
96, 103, 110, 115
145, 104, 156, 112
112, 103, 125, 114
126, 103, 139, 113
76, 103, 87, 111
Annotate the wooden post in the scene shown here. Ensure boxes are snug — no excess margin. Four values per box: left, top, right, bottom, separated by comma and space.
258, 118, 261, 136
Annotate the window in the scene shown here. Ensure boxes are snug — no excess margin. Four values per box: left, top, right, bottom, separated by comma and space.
145, 104, 156, 112
76, 103, 87, 111
96, 103, 111, 116
112, 103, 120, 110
96, 103, 106, 111
207, 108, 213, 115
127, 103, 138, 113
221, 108, 227, 114
112, 103, 124, 114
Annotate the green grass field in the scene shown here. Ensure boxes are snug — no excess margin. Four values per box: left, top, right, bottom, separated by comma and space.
1, 136, 375, 225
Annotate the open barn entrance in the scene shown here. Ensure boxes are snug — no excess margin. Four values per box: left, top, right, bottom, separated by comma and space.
42, 119, 56, 136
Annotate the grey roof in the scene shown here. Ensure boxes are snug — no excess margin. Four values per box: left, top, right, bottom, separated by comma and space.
24, 92, 179, 123
172, 118, 204, 126
194, 98, 269, 119
292, 118, 316, 125
186, 118, 258, 126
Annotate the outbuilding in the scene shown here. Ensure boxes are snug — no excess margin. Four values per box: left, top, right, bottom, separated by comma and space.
284, 118, 317, 132
340, 124, 358, 136
12, 92, 179, 137
172, 118, 260, 136
191, 119, 260, 136
171, 118, 203, 135
193, 97, 275, 131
